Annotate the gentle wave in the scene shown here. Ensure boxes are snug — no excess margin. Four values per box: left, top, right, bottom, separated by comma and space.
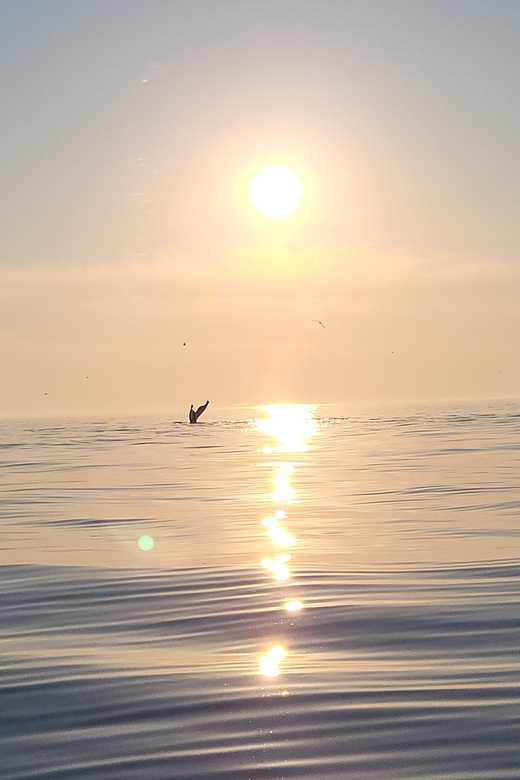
1, 401, 520, 779
1, 560, 519, 780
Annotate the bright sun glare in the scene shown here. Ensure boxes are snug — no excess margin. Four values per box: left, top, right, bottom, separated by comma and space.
249, 165, 302, 220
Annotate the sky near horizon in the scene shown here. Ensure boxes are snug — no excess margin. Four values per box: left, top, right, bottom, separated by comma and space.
1, 0, 520, 416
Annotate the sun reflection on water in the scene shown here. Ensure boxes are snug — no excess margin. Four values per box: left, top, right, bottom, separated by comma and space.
261, 553, 291, 581
262, 509, 287, 529
255, 405, 317, 680
259, 645, 286, 677
255, 404, 317, 453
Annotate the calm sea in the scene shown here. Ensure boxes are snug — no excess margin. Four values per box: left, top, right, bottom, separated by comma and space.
1, 400, 519, 780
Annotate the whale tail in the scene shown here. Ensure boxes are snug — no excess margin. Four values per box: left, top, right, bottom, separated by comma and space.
189, 400, 209, 423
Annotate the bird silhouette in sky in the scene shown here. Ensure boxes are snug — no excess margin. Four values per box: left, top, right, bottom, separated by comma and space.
312, 319, 326, 329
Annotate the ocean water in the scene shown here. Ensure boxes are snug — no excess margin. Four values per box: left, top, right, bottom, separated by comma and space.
1, 400, 519, 780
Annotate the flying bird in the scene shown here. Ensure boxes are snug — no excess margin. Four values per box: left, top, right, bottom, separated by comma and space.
312, 319, 326, 329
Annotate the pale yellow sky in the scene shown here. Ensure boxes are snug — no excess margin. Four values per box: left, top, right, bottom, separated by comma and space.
1, 1, 519, 417
1, 245, 518, 417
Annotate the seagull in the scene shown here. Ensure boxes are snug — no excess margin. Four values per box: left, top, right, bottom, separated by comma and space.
189, 400, 209, 424
312, 319, 326, 329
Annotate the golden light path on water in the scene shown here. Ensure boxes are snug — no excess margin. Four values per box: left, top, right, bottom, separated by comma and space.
135, 404, 317, 683
255, 405, 318, 680
257, 404, 318, 454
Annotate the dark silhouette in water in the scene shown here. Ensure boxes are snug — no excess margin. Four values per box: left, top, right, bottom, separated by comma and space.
189, 401, 209, 423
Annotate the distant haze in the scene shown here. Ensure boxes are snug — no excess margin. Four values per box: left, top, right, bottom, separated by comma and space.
1, 1, 519, 416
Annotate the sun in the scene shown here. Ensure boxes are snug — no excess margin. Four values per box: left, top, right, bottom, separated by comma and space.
249, 165, 302, 220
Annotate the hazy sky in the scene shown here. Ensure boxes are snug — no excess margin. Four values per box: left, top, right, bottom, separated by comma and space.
1, 0, 519, 416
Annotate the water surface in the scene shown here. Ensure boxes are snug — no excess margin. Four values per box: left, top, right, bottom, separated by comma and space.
1, 401, 519, 779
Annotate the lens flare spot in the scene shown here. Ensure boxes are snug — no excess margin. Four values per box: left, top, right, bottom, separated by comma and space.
138, 535, 154, 551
